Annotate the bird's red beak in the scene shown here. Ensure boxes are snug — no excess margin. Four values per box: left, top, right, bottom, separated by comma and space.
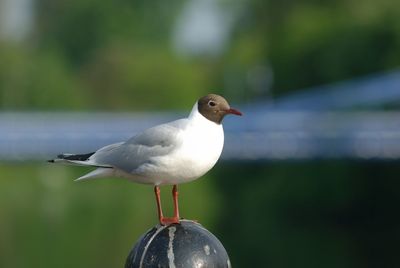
226, 108, 242, 116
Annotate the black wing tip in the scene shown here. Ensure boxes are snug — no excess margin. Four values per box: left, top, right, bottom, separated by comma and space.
55, 152, 95, 161
47, 154, 64, 163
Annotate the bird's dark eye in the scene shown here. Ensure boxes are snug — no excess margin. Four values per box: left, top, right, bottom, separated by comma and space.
208, 100, 216, 107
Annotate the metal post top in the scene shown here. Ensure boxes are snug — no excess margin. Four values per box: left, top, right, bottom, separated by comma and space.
125, 220, 231, 268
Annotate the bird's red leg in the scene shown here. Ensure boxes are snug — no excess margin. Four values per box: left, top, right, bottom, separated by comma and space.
154, 185, 180, 225
172, 184, 180, 221
154, 186, 164, 223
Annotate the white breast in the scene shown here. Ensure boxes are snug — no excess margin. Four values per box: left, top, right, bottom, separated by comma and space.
178, 117, 224, 179
147, 104, 224, 185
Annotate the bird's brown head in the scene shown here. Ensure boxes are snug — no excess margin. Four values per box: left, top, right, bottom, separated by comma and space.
197, 94, 242, 124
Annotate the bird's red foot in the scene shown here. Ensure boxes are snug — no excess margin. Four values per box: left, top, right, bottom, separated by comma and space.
160, 217, 180, 225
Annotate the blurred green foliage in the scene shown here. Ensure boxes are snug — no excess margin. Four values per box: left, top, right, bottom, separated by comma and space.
1, 0, 400, 267
235, 0, 400, 94
215, 161, 400, 267
0, 163, 220, 267
1, 0, 400, 109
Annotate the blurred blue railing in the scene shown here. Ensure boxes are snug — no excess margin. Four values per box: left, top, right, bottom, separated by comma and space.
1, 111, 400, 161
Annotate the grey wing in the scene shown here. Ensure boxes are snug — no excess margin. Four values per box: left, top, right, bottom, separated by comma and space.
91, 119, 187, 174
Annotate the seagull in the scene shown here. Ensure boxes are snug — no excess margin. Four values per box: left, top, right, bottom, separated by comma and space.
49, 94, 242, 225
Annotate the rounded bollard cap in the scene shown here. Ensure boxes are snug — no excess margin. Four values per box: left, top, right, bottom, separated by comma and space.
125, 220, 231, 268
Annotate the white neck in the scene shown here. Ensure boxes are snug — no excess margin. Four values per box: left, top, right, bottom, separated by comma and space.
188, 102, 199, 119
188, 102, 221, 128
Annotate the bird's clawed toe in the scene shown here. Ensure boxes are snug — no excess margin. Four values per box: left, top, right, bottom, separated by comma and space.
159, 217, 180, 225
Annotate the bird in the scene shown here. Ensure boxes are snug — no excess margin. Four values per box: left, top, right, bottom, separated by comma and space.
48, 94, 242, 225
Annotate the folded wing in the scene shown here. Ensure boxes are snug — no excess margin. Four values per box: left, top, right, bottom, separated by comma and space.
90, 119, 186, 174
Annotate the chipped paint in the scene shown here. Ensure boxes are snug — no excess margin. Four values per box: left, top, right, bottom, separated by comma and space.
204, 245, 210, 255
167, 226, 176, 268
139, 225, 167, 268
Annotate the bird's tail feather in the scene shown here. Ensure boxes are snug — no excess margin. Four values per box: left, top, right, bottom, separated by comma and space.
75, 168, 114, 181
47, 152, 112, 168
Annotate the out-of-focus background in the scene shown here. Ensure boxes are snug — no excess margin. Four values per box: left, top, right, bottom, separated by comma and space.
1, 0, 400, 267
